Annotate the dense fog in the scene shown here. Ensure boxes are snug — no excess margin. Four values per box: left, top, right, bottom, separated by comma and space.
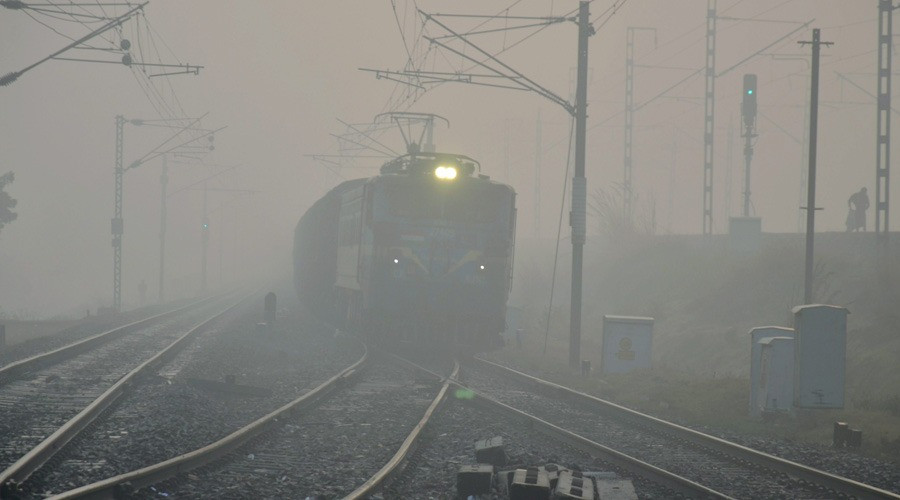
0, 1, 886, 317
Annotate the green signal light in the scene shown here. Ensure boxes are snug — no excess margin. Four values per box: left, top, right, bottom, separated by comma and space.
454, 388, 475, 400
747, 89, 754, 95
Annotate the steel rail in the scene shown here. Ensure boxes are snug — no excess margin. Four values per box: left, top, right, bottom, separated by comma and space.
452, 378, 730, 499
46, 344, 370, 500
471, 356, 900, 500
344, 358, 459, 499
0, 294, 226, 385
0, 293, 244, 494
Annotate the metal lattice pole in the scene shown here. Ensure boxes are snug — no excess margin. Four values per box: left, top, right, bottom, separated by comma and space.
876, 0, 894, 238
624, 27, 635, 227
703, 0, 717, 235
112, 115, 124, 312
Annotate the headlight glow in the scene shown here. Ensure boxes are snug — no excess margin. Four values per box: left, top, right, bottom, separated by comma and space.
435, 165, 458, 180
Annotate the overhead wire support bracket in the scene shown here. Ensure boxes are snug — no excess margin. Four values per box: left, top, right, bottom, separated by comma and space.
336, 118, 400, 157
361, 67, 530, 93
49, 57, 203, 76
427, 13, 572, 22
133, 126, 226, 170
1, 1, 135, 7
420, 9, 578, 114
717, 19, 814, 77
418, 26, 574, 114
428, 19, 568, 40
0, 1, 147, 86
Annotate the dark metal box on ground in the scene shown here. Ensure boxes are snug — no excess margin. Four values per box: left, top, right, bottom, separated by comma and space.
509, 467, 551, 500
457, 464, 493, 496
474, 436, 507, 466
553, 470, 593, 499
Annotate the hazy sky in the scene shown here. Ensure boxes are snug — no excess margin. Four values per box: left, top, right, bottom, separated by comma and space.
0, 1, 885, 316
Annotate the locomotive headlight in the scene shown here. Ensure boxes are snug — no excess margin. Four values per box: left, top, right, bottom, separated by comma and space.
435, 165, 458, 180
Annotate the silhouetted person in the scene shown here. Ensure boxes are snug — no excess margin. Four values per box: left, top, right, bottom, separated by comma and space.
847, 187, 869, 232
138, 280, 147, 305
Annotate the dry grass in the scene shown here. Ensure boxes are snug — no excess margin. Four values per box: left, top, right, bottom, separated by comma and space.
1, 320, 83, 346
504, 232, 900, 463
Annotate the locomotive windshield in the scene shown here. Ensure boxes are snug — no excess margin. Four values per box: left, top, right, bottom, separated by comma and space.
383, 183, 508, 223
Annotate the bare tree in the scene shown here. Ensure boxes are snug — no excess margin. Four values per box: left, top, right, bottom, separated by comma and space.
589, 184, 656, 236
0, 172, 17, 235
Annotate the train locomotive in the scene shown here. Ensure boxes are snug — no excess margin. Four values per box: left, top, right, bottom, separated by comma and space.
294, 151, 516, 350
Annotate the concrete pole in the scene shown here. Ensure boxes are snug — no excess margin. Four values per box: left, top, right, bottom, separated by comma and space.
535, 110, 542, 238
158, 153, 168, 303
802, 29, 831, 303
201, 182, 209, 294
569, 1, 591, 368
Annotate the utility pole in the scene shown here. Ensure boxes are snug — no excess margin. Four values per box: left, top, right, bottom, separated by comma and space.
725, 115, 734, 217
702, 0, 717, 235
112, 116, 125, 311
201, 182, 209, 294
112, 115, 222, 310
535, 110, 542, 238
625, 28, 635, 227
624, 27, 656, 229
158, 154, 168, 303
742, 74, 758, 217
800, 71, 811, 233
699, 7, 810, 234
667, 126, 678, 232
800, 29, 833, 304
876, 0, 897, 239
569, 0, 590, 368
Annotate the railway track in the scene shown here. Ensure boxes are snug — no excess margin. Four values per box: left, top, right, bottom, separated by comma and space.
462, 356, 900, 499
0, 296, 222, 384
7, 318, 891, 499
0, 302, 196, 370
0, 294, 244, 496
42, 350, 459, 499
368, 355, 720, 499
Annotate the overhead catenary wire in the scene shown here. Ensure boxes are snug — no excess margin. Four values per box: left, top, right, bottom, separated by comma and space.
544, 114, 576, 356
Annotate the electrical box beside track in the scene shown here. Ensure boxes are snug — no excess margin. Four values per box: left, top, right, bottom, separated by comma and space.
757, 336, 795, 413
792, 304, 849, 409
600, 315, 653, 374
748, 326, 794, 416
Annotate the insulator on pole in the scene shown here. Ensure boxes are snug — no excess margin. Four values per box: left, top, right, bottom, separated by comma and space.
0, 72, 20, 86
